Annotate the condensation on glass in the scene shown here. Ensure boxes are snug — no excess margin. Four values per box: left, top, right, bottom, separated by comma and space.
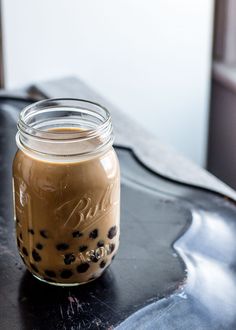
12, 98, 120, 286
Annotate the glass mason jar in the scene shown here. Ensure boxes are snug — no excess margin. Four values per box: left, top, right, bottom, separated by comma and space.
12, 98, 120, 286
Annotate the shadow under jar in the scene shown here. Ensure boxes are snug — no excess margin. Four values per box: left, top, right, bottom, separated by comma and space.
12, 98, 120, 286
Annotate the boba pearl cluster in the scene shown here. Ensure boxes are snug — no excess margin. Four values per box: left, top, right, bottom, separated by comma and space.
17, 222, 118, 283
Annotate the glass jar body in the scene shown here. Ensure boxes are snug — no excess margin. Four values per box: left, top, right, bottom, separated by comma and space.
12, 99, 120, 286
13, 146, 120, 285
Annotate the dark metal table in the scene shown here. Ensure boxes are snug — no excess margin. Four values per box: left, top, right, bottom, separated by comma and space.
0, 80, 236, 330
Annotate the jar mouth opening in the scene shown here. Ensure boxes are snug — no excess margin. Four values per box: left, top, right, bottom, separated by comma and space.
18, 98, 112, 141
17, 98, 114, 158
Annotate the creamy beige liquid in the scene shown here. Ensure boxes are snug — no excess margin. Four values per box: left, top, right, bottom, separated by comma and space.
13, 128, 120, 285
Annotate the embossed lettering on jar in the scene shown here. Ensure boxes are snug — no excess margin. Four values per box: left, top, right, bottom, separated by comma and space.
12, 98, 120, 286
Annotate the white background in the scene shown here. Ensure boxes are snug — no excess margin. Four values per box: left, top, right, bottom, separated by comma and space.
2, 0, 214, 166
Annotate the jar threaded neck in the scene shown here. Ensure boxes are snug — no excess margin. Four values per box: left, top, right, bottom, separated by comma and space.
17, 98, 114, 159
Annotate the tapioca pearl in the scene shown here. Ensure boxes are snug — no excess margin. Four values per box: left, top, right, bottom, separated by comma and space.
32, 249, 41, 262
64, 253, 76, 265
36, 243, 43, 250
108, 226, 117, 239
22, 247, 28, 256
90, 254, 99, 263
17, 238, 20, 248
100, 260, 107, 269
60, 269, 73, 279
89, 229, 98, 239
72, 231, 83, 238
44, 277, 55, 283
108, 243, 115, 255
30, 263, 39, 273
44, 270, 56, 278
28, 229, 34, 235
56, 243, 69, 251
79, 245, 88, 252
97, 240, 104, 248
40, 230, 49, 239
77, 263, 90, 273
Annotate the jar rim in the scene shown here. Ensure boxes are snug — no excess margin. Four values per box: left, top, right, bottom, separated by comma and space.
16, 98, 114, 158
18, 98, 111, 141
